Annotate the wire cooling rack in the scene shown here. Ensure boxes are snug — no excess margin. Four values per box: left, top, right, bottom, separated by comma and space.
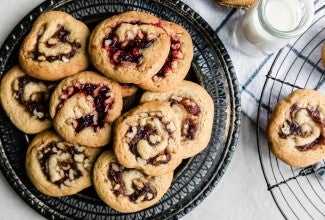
257, 4, 325, 220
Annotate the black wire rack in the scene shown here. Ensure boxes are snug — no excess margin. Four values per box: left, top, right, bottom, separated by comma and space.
257, 4, 325, 220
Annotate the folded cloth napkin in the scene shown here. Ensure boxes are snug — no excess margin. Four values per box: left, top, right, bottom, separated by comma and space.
184, 0, 324, 129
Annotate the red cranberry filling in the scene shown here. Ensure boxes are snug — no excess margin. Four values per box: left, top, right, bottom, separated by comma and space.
156, 37, 181, 78
102, 22, 157, 66
57, 83, 114, 133
146, 149, 171, 166
183, 117, 198, 140
32, 24, 81, 62
278, 104, 325, 151
12, 75, 54, 120
108, 162, 157, 202
170, 97, 201, 140
38, 142, 85, 186
170, 98, 201, 116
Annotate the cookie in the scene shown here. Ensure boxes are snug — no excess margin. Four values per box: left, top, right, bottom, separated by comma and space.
114, 101, 182, 176
49, 71, 123, 147
19, 11, 90, 81
321, 42, 325, 67
139, 21, 193, 92
141, 80, 214, 158
0, 66, 55, 134
26, 130, 100, 197
93, 150, 173, 213
120, 83, 139, 98
88, 11, 170, 84
217, 0, 259, 8
267, 89, 325, 167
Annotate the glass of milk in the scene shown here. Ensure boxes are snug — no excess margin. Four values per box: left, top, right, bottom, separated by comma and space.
234, 0, 314, 55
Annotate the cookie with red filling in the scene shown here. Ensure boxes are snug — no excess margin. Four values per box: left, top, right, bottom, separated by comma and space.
88, 11, 170, 84
139, 20, 193, 92
49, 71, 123, 147
0, 66, 55, 134
26, 130, 100, 196
267, 89, 325, 167
19, 11, 90, 81
141, 80, 214, 158
113, 101, 182, 176
93, 150, 173, 213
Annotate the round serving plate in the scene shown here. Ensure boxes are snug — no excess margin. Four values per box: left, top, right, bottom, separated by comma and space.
0, 0, 241, 219
257, 4, 325, 220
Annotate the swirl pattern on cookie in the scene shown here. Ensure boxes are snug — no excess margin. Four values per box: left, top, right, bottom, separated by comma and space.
93, 150, 173, 213
88, 11, 170, 84
139, 20, 193, 92
267, 89, 325, 167
26, 130, 100, 196
19, 11, 89, 81
114, 101, 182, 176
50, 71, 122, 147
141, 80, 214, 158
0, 66, 55, 134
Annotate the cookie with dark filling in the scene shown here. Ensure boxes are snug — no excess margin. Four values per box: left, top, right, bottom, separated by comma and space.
0, 66, 55, 134
19, 11, 89, 81
26, 130, 101, 196
93, 150, 173, 213
49, 71, 123, 147
113, 101, 182, 176
141, 80, 214, 158
88, 11, 170, 84
267, 89, 325, 167
217, 0, 258, 8
139, 20, 193, 92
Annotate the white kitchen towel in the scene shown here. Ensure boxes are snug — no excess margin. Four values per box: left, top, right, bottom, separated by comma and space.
184, 0, 324, 129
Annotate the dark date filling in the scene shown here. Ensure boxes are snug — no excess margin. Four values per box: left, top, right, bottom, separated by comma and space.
103, 22, 158, 66
57, 83, 115, 133
126, 117, 173, 166
12, 75, 53, 120
31, 24, 81, 62
156, 37, 181, 78
278, 104, 325, 151
38, 142, 85, 186
108, 162, 157, 203
170, 97, 201, 140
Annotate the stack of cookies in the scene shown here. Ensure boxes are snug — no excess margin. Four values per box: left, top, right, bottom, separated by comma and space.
0, 10, 214, 213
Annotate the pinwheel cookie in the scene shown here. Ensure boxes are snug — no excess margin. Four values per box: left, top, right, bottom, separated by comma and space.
19, 11, 89, 81
93, 150, 173, 213
217, 0, 258, 8
141, 80, 214, 158
88, 11, 170, 84
139, 20, 193, 92
49, 71, 122, 147
114, 101, 182, 176
0, 66, 55, 134
267, 89, 325, 167
26, 130, 100, 196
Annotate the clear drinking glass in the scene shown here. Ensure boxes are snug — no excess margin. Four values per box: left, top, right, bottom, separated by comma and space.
234, 0, 314, 55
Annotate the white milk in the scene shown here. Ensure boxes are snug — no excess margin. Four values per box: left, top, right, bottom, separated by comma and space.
235, 0, 314, 54
265, 0, 301, 32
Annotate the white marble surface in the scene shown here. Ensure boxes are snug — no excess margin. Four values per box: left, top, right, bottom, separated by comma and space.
0, 0, 283, 219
